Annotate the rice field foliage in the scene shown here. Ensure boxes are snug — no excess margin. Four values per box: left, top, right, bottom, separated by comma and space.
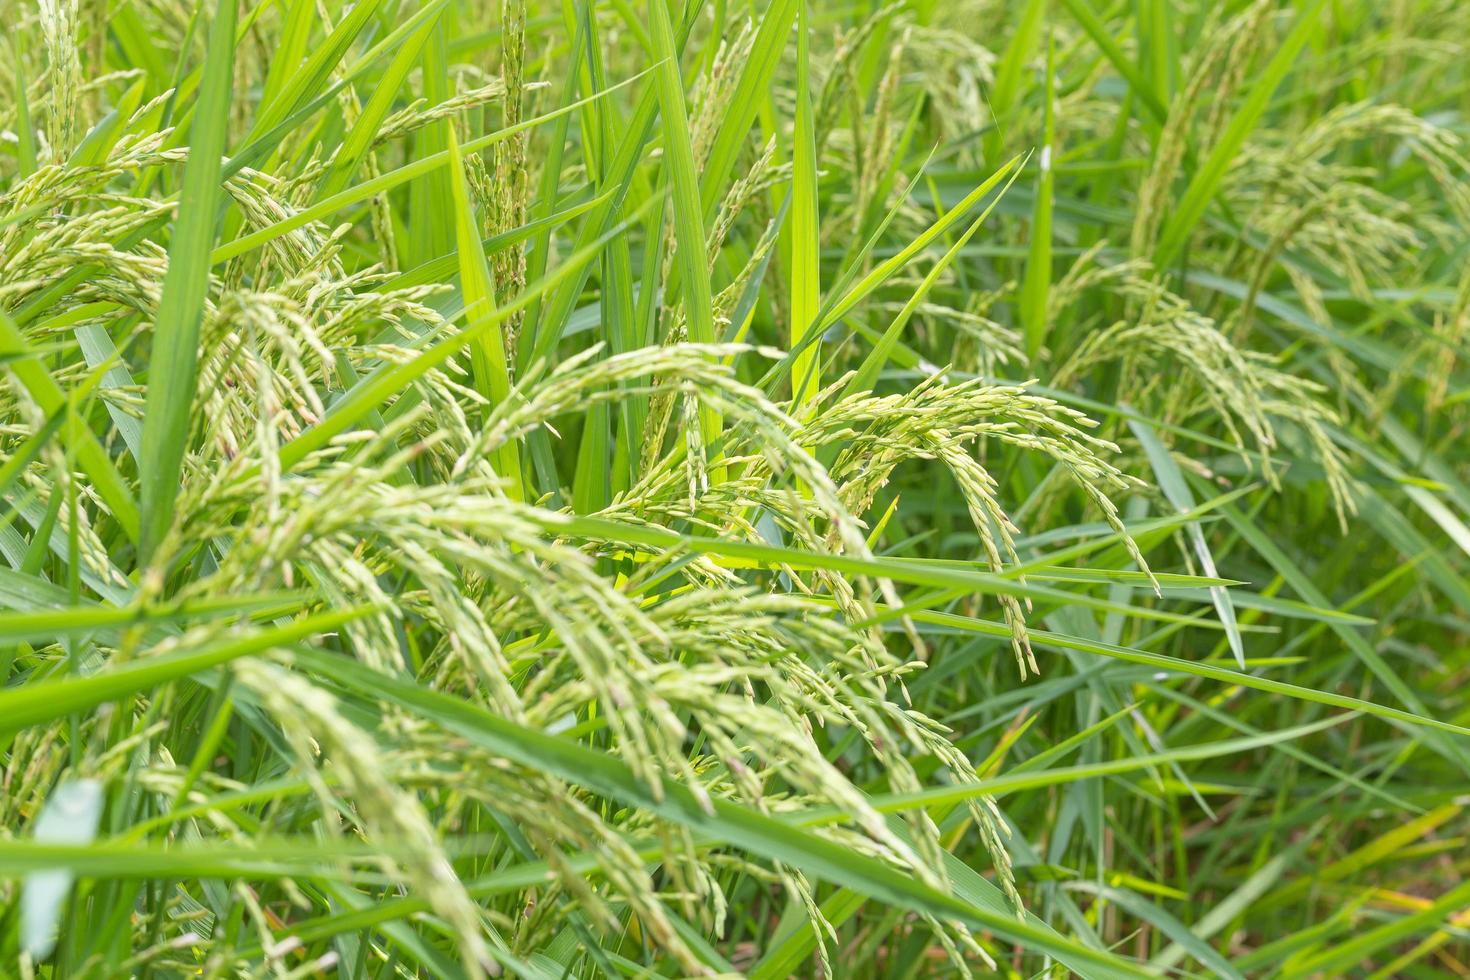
1, 0, 1468, 975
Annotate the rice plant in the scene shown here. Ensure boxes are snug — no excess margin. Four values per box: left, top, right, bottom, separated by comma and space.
1, 0, 1468, 975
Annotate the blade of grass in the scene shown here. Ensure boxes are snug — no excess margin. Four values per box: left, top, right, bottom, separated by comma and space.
1153, 0, 1327, 270
0, 607, 371, 737
1056, 0, 1167, 124
697, 0, 797, 219
10, 31, 38, 178
0, 314, 140, 543
256, 0, 315, 118
815, 155, 1025, 335
447, 125, 524, 500
1131, 419, 1244, 667
1280, 879, 1470, 978
0, 595, 306, 645
209, 72, 643, 266
315, 1, 447, 200
846, 155, 1026, 395
137, 0, 238, 564
789, 0, 821, 408
1209, 493, 1470, 773
247, 0, 383, 144
647, 0, 722, 456
984, 0, 1047, 161
1020, 35, 1055, 360
891, 605, 1470, 739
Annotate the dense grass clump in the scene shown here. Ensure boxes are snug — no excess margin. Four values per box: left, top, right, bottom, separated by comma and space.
2, 0, 1469, 975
